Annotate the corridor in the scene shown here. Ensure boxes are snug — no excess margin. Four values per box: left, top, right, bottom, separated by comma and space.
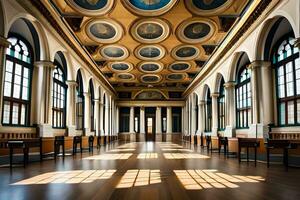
0, 142, 299, 200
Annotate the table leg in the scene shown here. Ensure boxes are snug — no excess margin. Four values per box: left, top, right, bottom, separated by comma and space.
9, 147, 13, 169
267, 148, 270, 168
238, 146, 241, 163
255, 147, 257, 167
247, 147, 249, 163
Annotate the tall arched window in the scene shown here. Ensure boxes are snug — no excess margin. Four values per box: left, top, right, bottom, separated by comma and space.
103, 93, 106, 132
52, 61, 67, 128
273, 36, 300, 126
204, 88, 212, 132
89, 80, 95, 131
76, 71, 84, 130
2, 35, 32, 126
218, 78, 225, 130
236, 66, 252, 128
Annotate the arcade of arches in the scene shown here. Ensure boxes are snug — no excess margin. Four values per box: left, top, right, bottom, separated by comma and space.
0, 0, 300, 200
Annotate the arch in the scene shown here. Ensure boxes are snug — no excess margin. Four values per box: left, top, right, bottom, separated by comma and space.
227, 52, 245, 82
76, 68, 86, 92
213, 73, 225, 94
200, 84, 211, 101
133, 89, 168, 100
256, 16, 296, 61
0, 1, 5, 36
54, 51, 68, 78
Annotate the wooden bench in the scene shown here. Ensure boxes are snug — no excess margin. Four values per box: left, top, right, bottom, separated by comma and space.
238, 138, 260, 166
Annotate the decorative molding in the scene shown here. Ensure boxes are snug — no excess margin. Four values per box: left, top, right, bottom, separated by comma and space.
185, 0, 234, 16
65, 0, 114, 16
34, 60, 55, 68
0, 36, 10, 48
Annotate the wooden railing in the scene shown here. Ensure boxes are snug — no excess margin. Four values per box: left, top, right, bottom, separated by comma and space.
0, 133, 38, 148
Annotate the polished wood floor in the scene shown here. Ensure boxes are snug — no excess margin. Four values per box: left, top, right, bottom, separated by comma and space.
0, 141, 300, 200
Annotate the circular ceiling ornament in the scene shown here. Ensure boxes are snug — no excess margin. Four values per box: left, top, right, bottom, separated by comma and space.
169, 61, 191, 72
185, 0, 233, 16
176, 18, 217, 44
116, 73, 135, 81
171, 45, 200, 60
109, 62, 133, 72
166, 73, 187, 81
66, 0, 114, 16
135, 44, 166, 60
138, 61, 163, 73
141, 74, 162, 83
86, 19, 123, 43
122, 0, 178, 16
131, 18, 170, 44
100, 45, 129, 60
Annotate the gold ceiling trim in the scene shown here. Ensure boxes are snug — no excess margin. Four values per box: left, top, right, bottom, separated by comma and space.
108, 61, 133, 73
168, 61, 192, 72
166, 73, 188, 81
115, 72, 136, 82
138, 61, 164, 73
66, 0, 114, 16
176, 18, 218, 44
130, 18, 171, 44
185, 0, 233, 16
135, 44, 166, 61
122, 0, 178, 17
100, 44, 129, 60
85, 18, 124, 44
171, 44, 201, 61
140, 74, 162, 84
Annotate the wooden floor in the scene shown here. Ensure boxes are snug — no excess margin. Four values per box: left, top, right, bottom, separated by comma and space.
0, 141, 300, 200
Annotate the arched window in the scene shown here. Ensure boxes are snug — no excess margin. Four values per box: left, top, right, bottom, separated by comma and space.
195, 94, 199, 131
103, 93, 106, 132
76, 71, 84, 130
89, 80, 95, 131
236, 66, 252, 128
204, 88, 212, 132
2, 36, 32, 126
52, 61, 67, 128
218, 78, 225, 130
273, 36, 300, 126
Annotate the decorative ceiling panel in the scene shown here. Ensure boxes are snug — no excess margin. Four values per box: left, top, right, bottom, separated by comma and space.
48, 0, 251, 99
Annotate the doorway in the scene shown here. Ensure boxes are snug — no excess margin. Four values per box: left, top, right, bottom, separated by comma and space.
145, 107, 156, 141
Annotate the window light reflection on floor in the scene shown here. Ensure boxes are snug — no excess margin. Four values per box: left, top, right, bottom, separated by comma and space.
108, 148, 135, 152
163, 153, 210, 159
12, 170, 116, 185
174, 170, 265, 190
84, 153, 132, 160
137, 153, 158, 159
162, 148, 193, 152
116, 169, 161, 188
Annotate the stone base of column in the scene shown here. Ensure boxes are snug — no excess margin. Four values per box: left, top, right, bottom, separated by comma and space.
38, 124, 53, 137
136, 133, 145, 142
166, 133, 172, 142
83, 128, 91, 136
67, 126, 76, 136
248, 124, 264, 138
156, 133, 162, 142
224, 126, 235, 138
130, 133, 136, 142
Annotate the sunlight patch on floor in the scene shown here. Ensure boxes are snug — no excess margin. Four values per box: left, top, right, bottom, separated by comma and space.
163, 153, 210, 159
117, 143, 137, 149
137, 153, 158, 159
174, 170, 265, 190
116, 169, 161, 188
161, 148, 193, 152
108, 148, 135, 152
84, 153, 132, 160
12, 170, 116, 185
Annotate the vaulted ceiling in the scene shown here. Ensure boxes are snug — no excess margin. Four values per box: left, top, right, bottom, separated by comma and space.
47, 0, 250, 100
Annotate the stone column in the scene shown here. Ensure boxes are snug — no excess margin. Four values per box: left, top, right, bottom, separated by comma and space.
140, 107, 145, 134
166, 107, 172, 134
94, 99, 100, 136
83, 92, 91, 136
129, 106, 134, 133
0, 37, 10, 125
224, 81, 236, 137
34, 61, 55, 137
104, 101, 109, 135
181, 107, 184, 134
156, 107, 162, 134
248, 63, 259, 124
116, 106, 119, 134
197, 100, 205, 135
66, 80, 77, 135
191, 96, 196, 135
211, 93, 219, 136
99, 102, 104, 136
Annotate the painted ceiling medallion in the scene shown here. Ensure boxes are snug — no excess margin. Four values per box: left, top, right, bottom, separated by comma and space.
131, 19, 170, 43
139, 61, 163, 73
169, 61, 191, 72
117, 73, 135, 81
186, 0, 233, 16
86, 19, 123, 43
177, 18, 217, 44
100, 45, 129, 60
109, 62, 133, 72
66, 0, 114, 16
135, 45, 165, 60
123, 0, 178, 16
141, 74, 162, 83
167, 73, 186, 81
172, 45, 200, 60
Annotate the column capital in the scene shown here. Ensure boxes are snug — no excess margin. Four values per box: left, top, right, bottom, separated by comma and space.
248, 60, 271, 70
94, 99, 100, 103
66, 80, 77, 87
156, 106, 161, 110
211, 93, 219, 98
198, 100, 206, 106
34, 60, 55, 69
224, 81, 236, 88
294, 37, 300, 49
0, 36, 10, 48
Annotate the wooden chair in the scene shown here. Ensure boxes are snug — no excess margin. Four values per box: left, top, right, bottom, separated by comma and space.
205, 135, 212, 152
238, 138, 260, 166
218, 136, 228, 156
88, 135, 94, 153
73, 136, 82, 155
54, 136, 65, 159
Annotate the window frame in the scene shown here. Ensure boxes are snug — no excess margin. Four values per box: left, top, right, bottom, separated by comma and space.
76, 72, 84, 130
204, 89, 212, 132
218, 79, 226, 131
2, 33, 33, 127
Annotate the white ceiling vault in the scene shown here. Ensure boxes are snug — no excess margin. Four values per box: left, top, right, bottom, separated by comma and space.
45, 0, 250, 100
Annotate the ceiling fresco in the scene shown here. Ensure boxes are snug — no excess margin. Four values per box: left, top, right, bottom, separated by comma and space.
48, 0, 250, 100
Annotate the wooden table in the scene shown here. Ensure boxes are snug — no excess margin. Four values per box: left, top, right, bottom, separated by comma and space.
8, 138, 42, 168
238, 138, 260, 166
